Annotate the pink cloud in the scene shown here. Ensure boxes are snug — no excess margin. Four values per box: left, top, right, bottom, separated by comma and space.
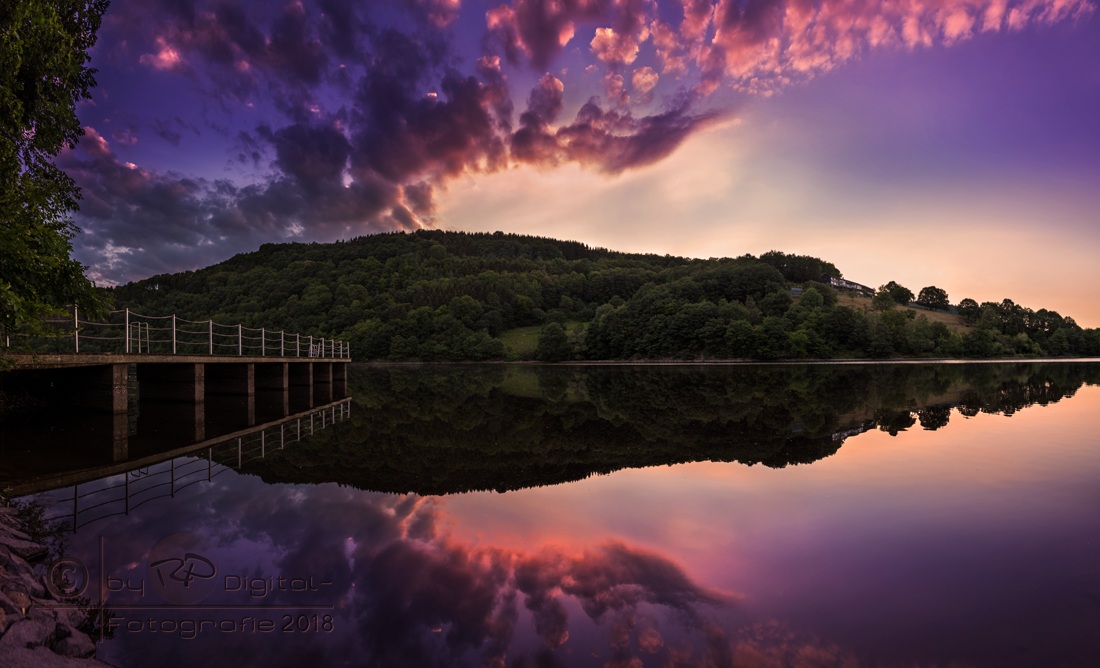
631, 66, 659, 95
604, 72, 630, 106
696, 0, 1095, 95
139, 36, 184, 70
590, 26, 642, 66
81, 126, 113, 159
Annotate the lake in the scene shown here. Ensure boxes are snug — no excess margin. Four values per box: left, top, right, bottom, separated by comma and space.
5, 362, 1100, 667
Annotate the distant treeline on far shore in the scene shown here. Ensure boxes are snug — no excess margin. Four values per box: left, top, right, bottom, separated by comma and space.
108, 230, 1100, 362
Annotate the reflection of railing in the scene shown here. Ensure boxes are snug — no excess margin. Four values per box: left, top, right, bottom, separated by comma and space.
5, 307, 349, 358
30, 401, 351, 533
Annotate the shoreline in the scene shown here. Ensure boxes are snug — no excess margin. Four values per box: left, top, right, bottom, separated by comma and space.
0, 499, 112, 666
353, 356, 1100, 367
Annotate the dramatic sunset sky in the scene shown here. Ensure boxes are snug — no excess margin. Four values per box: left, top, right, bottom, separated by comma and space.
65, 0, 1100, 325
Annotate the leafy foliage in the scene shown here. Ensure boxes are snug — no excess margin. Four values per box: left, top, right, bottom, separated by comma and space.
917, 286, 950, 311
0, 0, 108, 337
881, 281, 914, 306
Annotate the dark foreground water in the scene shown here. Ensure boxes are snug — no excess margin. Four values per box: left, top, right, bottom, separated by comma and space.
5, 362, 1100, 667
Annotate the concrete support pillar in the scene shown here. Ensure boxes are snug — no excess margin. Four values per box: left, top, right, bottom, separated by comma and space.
112, 412, 129, 462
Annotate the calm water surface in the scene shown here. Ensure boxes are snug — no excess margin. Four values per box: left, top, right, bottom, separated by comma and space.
5, 363, 1100, 667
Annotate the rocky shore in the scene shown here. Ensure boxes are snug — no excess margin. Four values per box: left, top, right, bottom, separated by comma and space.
0, 500, 112, 667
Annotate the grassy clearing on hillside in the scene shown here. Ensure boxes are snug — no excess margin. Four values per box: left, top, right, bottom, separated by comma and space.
499, 321, 584, 359
834, 292, 970, 331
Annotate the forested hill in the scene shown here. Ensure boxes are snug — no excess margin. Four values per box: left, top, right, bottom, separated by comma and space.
109, 230, 1100, 361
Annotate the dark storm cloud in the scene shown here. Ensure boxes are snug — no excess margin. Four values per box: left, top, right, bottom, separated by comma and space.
152, 117, 192, 146
64, 124, 400, 282
315, 0, 364, 60
517, 543, 729, 624
348, 30, 509, 185
514, 95, 721, 174
271, 123, 350, 197
402, 182, 436, 217
73, 0, 739, 282
524, 73, 566, 126
121, 0, 332, 91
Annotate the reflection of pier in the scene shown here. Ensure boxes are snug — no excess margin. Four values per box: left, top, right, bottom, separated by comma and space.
12, 399, 352, 532
2, 358, 349, 463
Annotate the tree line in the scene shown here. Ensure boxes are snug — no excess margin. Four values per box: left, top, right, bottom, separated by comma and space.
107, 230, 1100, 361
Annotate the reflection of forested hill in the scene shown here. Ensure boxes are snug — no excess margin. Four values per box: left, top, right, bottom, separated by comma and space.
242, 363, 1100, 495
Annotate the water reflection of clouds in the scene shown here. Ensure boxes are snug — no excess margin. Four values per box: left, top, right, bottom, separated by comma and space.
57, 476, 753, 667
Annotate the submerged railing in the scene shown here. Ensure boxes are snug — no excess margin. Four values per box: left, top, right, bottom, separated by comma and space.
4, 307, 349, 358
27, 400, 351, 533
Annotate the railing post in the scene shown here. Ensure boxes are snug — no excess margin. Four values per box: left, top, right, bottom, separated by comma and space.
309, 335, 313, 358
280, 331, 284, 357
261, 327, 265, 356
296, 333, 300, 357
73, 305, 79, 353
172, 314, 177, 355
125, 308, 130, 354
238, 324, 242, 356
209, 320, 213, 355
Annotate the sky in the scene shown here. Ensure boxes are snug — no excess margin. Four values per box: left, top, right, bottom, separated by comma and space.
63, 0, 1100, 326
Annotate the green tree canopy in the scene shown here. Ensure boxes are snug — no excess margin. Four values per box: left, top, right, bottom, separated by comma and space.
957, 298, 980, 324
535, 322, 571, 362
0, 0, 108, 335
916, 286, 950, 311
872, 290, 897, 311
881, 281, 914, 306
758, 250, 840, 283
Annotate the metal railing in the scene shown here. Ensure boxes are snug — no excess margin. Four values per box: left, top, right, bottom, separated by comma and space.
5, 307, 349, 359
27, 400, 351, 533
